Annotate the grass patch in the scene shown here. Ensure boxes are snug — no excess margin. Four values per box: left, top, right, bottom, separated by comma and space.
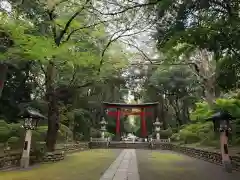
150, 152, 185, 162
149, 152, 194, 172
137, 150, 240, 180
0, 149, 118, 180
137, 150, 197, 180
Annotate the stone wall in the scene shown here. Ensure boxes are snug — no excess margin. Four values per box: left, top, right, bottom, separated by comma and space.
0, 152, 21, 169
89, 141, 109, 149
0, 152, 39, 170
153, 143, 240, 171
63, 143, 89, 153
151, 143, 172, 150
0, 142, 89, 170
42, 151, 65, 162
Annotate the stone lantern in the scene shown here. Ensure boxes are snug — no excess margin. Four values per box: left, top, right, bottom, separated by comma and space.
206, 111, 235, 173
19, 107, 46, 168
100, 117, 107, 139
153, 117, 162, 140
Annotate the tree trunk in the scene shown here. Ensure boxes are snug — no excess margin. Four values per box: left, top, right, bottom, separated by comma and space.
159, 96, 167, 129
191, 49, 217, 106
204, 77, 216, 106
173, 98, 183, 125
46, 61, 59, 152
182, 101, 190, 123
0, 63, 8, 98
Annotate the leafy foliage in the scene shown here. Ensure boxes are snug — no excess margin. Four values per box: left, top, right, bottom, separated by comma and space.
172, 97, 240, 146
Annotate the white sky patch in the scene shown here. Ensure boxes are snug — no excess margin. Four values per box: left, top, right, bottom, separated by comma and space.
0, 0, 11, 12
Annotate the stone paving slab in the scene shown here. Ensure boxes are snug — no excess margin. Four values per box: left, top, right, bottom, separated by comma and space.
99, 149, 140, 180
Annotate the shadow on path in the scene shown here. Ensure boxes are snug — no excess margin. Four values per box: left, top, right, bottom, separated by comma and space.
136, 150, 240, 180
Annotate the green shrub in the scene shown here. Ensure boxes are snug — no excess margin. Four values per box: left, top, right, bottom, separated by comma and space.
160, 128, 173, 138
90, 128, 101, 138
190, 98, 240, 122
183, 132, 200, 144
8, 123, 25, 138
0, 120, 11, 143
32, 142, 46, 161
0, 120, 8, 127
57, 131, 66, 142
36, 126, 48, 140
6, 136, 21, 149
75, 132, 84, 141
32, 131, 43, 142
232, 137, 240, 145
104, 132, 114, 138
171, 128, 178, 133
170, 133, 180, 142
190, 102, 212, 122
200, 139, 219, 148
236, 138, 240, 145
57, 124, 73, 142
189, 97, 240, 145
178, 128, 200, 144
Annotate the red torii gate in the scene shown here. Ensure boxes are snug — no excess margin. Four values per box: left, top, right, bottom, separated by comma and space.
103, 102, 158, 138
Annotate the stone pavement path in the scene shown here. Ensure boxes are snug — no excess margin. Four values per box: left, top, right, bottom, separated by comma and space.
99, 149, 139, 180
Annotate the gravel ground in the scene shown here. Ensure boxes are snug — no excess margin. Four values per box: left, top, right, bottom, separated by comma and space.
136, 149, 240, 180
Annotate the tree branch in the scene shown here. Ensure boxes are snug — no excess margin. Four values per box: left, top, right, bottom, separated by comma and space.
120, 40, 153, 64
47, 0, 69, 41
98, 24, 155, 72
63, 20, 109, 42
69, 67, 77, 86
130, 62, 194, 66
90, 1, 159, 16
47, 10, 57, 41
73, 82, 93, 89
38, 60, 47, 76
98, 29, 128, 72
55, 0, 91, 45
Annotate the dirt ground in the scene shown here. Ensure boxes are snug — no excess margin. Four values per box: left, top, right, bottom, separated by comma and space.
136, 149, 240, 180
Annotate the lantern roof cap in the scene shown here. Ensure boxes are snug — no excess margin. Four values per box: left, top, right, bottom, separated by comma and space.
19, 107, 47, 119
206, 110, 235, 121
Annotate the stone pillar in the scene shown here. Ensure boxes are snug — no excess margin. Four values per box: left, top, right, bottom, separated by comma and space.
219, 120, 232, 172
116, 108, 121, 138
141, 108, 147, 138
20, 129, 32, 168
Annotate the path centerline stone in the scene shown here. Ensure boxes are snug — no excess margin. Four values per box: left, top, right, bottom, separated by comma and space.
99, 149, 140, 180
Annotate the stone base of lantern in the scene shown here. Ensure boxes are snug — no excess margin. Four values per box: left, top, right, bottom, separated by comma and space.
20, 156, 30, 168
